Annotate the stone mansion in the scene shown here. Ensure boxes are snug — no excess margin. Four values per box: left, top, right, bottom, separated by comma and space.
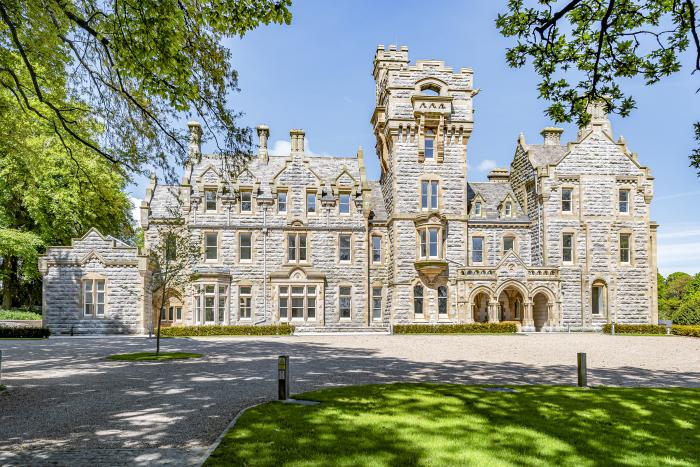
40, 45, 659, 334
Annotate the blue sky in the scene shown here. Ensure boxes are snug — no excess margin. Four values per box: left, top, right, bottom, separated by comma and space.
130, 0, 700, 275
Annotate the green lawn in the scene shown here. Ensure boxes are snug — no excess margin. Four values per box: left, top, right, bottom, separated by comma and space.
206, 383, 700, 467
106, 352, 202, 361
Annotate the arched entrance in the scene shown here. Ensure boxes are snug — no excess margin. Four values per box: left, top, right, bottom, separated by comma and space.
497, 286, 525, 324
471, 291, 490, 323
532, 292, 550, 331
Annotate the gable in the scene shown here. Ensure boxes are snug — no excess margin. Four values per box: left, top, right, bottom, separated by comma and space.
275, 159, 321, 186
554, 130, 642, 177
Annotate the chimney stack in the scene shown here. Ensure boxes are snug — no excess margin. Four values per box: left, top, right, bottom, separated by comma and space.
541, 127, 564, 146
487, 168, 510, 183
257, 124, 269, 163
187, 121, 202, 161
290, 129, 305, 153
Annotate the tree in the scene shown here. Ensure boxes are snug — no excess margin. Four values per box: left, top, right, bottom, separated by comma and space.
0, 0, 292, 180
496, 0, 700, 169
146, 203, 200, 355
0, 87, 133, 309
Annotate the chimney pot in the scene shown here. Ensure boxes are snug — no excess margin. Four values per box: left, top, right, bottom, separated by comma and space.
289, 129, 305, 153
540, 127, 564, 146
257, 124, 269, 163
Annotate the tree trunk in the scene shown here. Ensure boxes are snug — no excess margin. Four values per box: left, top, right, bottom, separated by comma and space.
2, 255, 13, 309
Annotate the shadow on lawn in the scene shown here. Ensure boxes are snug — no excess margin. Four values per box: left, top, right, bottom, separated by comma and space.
209, 384, 700, 467
0, 336, 698, 465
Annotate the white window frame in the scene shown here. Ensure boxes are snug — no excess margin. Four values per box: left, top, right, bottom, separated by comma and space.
474, 201, 482, 217
438, 285, 448, 318
413, 284, 424, 318
277, 285, 317, 322
204, 189, 218, 212
562, 232, 574, 264
339, 286, 352, 320
287, 232, 308, 264
371, 235, 382, 264
239, 285, 252, 320
619, 232, 631, 264
339, 193, 351, 215
424, 129, 435, 159
306, 192, 317, 214
193, 283, 228, 325
503, 236, 515, 254
420, 180, 439, 210
239, 232, 252, 262
83, 278, 106, 318
204, 232, 218, 261
561, 188, 573, 213
372, 286, 382, 321
277, 191, 287, 214
618, 189, 630, 214
240, 191, 252, 213
472, 236, 484, 264
338, 234, 352, 262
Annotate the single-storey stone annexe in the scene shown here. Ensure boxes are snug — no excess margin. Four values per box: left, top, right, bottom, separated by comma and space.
40, 46, 658, 335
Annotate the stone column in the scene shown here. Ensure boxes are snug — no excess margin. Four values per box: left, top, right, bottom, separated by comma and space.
488, 300, 499, 323
523, 300, 534, 328
546, 303, 555, 328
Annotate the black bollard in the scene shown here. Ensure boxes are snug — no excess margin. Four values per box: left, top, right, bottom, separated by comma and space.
577, 352, 587, 387
278, 355, 289, 400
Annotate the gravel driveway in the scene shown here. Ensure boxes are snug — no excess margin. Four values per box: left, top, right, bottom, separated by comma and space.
1, 333, 699, 466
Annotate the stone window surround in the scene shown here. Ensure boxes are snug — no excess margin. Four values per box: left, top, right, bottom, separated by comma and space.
617, 187, 632, 215
416, 226, 444, 260
469, 195, 484, 218
285, 231, 310, 265
203, 231, 220, 263
469, 232, 488, 265
204, 187, 219, 213
412, 280, 425, 320
277, 283, 319, 323
418, 176, 442, 211
370, 233, 384, 265
502, 234, 517, 256
277, 189, 288, 214
81, 273, 108, 318
238, 282, 253, 321
192, 281, 229, 325
561, 187, 574, 214
305, 189, 319, 215
238, 231, 254, 263
561, 230, 576, 265
337, 232, 353, 264
499, 194, 517, 219
437, 284, 449, 318
338, 191, 352, 215
338, 284, 353, 321
591, 279, 608, 318
371, 283, 384, 321
239, 188, 254, 214
618, 229, 634, 265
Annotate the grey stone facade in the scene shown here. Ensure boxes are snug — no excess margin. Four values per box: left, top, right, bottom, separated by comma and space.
41, 45, 658, 334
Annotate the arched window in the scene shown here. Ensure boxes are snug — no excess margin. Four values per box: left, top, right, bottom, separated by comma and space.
438, 286, 448, 317
420, 86, 440, 96
413, 285, 424, 317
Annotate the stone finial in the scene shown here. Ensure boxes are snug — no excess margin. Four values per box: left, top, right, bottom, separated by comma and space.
257, 124, 270, 163
290, 129, 305, 153
187, 121, 203, 161
487, 167, 510, 183
541, 127, 564, 146
578, 99, 613, 139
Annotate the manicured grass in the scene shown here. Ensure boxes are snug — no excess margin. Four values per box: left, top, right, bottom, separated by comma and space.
206, 383, 700, 466
0, 309, 42, 320
106, 352, 203, 361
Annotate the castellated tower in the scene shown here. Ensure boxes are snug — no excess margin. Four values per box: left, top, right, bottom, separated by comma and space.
372, 45, 477, 322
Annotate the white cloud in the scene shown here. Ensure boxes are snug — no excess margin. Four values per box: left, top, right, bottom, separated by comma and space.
130, 196, 141, 228
476, 159, 497, 172
268, 138, 324, 157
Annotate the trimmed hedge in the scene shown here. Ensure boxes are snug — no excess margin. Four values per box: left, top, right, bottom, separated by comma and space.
602, 323, 666, 335
393, 322, 517, 334
159, 324, 295, 337
0, 327, 51, 338
0, 309, 42, 320
672, 325, 700, 338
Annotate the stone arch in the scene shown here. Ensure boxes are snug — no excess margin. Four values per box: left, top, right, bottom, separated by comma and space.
494, 280, 529, 301
415, 77, 449, 96
529, 286, 556, 304
467, 285, 494, 323
531, 292, 552, 331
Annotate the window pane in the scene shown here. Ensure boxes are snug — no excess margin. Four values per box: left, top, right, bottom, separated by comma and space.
279, 286, 288, 295
287, 234, 296, 261
413, 285, 423, 315
307, 285, 316, 295
438, 286, 448, 315
205, 190, 217, 211
425, 132, 434, 159
278, 192, 287, 213
241, 192, 252, 212
421, 181, 429, 209
292, 297, 304, 318
420, 230, 427, 258
429, 228, 438, 257
620, 234, 630, 262
339, 234, 351, 261
307, 193, 316, 213
505, 202, 512, 216
205, 296, 215, 321
279, 296, 288, 319
340, 194, 350, 214
205, 285, 215, 294
372, 287, 382, 320
562, 189, 572, 212
474, 202, 481, 216
430, 181, 438, 209
307, 297, 316, 319
240, 233, 252, 260
299, 234, 307, 261
96, 280, 105, 292
372, 236, 382, 263
503, 237, 514, 252
176, 307, 182, 320
619, 190, 629, 213
472, 237, 483, 263
563, 234, 573, 262
292, 286, 304, 295
205, 233, 218, 260
339, 287, 351, 318
592, 286, 601, 315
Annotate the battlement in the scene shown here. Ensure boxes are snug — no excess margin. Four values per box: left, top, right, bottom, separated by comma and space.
373, 44, 410, 79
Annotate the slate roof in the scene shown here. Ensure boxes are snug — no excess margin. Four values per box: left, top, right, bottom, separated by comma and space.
367, 181, 387, 222
526, 144, 567, 168
467, 182, 529, 223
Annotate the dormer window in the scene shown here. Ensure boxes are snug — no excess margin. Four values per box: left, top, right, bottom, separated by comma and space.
424, 129, 435, 159
504, 202, 512, 217
474, 201, 482, 217
205, 189, 217, 212
240, 191, 252, 213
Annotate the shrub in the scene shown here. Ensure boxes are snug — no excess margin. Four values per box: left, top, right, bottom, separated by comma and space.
393, 322, 517, 334
0, 309, 42, 320
0, 327, 51, 338
671, 325, 700, 338
601, 323, 666, 335
671, 293, 700, 325
159, 324, 295, 337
